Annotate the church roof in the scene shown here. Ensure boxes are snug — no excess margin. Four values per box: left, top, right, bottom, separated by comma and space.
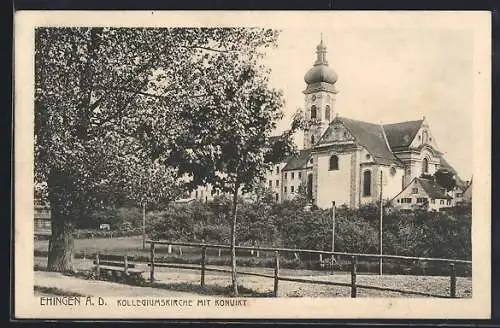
416, 177, 453, 200
320, 117, 402, 166
382, 120, 423, 151
282, 149, 313, 171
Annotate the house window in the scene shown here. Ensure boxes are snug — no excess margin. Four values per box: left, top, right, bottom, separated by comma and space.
422, 158, 429, 174
311, 105, 317, 119
325, 105, 331, 121
440, 200, 444, 205
275, 193, 279, 202
329, 155, 339, 170
412, 187, 418, 194
431, 199, 435, 204
298, 185, 302, 192
417, 197, 427, 204
447, 199, 451, 205
298, 172, 302, 179
401, 198, 412, 204
291, 172, 295, 180
276, 180, 279, 187
276, 166, 280, 174
284, 173, 287, 180
269, 180, 272, 187
291, 186, 295, 193
363, 170, 372, 196
435, 164, 439, 171
284, 186, 287, 193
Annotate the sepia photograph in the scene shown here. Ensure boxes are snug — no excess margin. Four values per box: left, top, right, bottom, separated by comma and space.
14, 11, 491, 319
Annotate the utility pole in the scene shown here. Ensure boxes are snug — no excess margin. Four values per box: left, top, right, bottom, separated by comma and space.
331, 201, 336, 274
142, 201, 146, 250
379, 171, 383, 276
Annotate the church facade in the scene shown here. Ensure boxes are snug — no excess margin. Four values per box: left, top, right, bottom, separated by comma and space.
265, 38, 467, 210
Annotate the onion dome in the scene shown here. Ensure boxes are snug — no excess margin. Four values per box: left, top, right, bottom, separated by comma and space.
304, 38, 338, 86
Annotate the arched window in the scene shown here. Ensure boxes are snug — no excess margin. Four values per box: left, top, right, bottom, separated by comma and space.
363, 170, 372, 197
325, 105, 331, 121
422, 158, 429, 174
329, 155, 339, 170
311, 135, 315, 145
422, 130, 429, 144
311, 105, 317, 119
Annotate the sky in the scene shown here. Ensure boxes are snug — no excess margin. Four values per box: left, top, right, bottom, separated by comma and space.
261, 27, 474, 180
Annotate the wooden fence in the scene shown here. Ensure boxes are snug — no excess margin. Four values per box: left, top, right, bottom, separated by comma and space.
146, 240, 471, 298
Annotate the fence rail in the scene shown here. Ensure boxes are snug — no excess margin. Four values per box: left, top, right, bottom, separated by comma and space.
145, 240, 471, 298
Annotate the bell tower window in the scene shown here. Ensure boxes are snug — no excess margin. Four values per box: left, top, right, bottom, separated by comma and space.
325, 105, 331, 121
310, 105, 317, 119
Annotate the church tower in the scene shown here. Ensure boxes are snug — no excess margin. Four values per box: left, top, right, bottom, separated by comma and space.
303, 37, 338, 149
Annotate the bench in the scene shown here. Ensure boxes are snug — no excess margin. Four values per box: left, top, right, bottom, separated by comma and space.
92, 253, 144, 281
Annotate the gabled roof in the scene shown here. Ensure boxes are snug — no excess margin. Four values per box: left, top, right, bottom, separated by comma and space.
383, 120, 423, 151
318, 117, 402, 166
417, 177, 453, 199
282, 149, 313, 171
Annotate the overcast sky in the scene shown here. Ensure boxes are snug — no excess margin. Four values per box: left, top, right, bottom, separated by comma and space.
262, 27, 474, 179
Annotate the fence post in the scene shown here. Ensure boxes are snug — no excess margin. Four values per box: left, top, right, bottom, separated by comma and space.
95, 252, 100, 278
274, 251, 280, 297
150, 242, 155, 282
124, 255, 129, 275
449, 263, 456, 298
201, 246, 207, 287
350, 256, 357, 298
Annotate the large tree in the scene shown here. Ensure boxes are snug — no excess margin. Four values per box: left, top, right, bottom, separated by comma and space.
145, 29, 304, 295
35, 27, 284, 272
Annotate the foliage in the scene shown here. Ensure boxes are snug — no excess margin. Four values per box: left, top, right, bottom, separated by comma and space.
434, 168, 457, 192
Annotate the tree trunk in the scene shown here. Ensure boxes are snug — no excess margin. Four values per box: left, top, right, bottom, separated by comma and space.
230, 186, 239, 296
46, 169, 77, 272
47, 214, 75, 272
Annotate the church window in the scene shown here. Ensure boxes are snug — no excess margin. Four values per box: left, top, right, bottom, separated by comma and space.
363, 170, 372, 196
366, 154, 371, 160
325, 105, 331, 121
329, 155, 339, 171
422, 158, 429, 174
298, 172, 302, 179
276, 166, 280, 174
311, 135, 315, 145
291, 186, 295, 193
269, 180, 272, 187
276, 180, 279, 187
311, 105, 317, 119
284, 186, 287, 193
422, 130, 429, 144
284, 173, 287, 180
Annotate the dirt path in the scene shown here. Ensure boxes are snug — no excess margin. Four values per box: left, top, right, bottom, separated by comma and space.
35, 271, 198, 297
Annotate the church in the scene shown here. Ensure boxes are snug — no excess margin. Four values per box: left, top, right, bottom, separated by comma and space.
264, 38, 469, 210
188, 37, 470, 210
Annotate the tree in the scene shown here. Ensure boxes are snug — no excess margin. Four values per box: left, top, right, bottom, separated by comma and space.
434, 168, 457, 192
35, 27, 269, 272
148, 29, 305, 295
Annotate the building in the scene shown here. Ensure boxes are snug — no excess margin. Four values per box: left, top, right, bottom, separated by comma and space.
34, 198, 51, 237
263, 37, 468, 210
391, 177, 453, 211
